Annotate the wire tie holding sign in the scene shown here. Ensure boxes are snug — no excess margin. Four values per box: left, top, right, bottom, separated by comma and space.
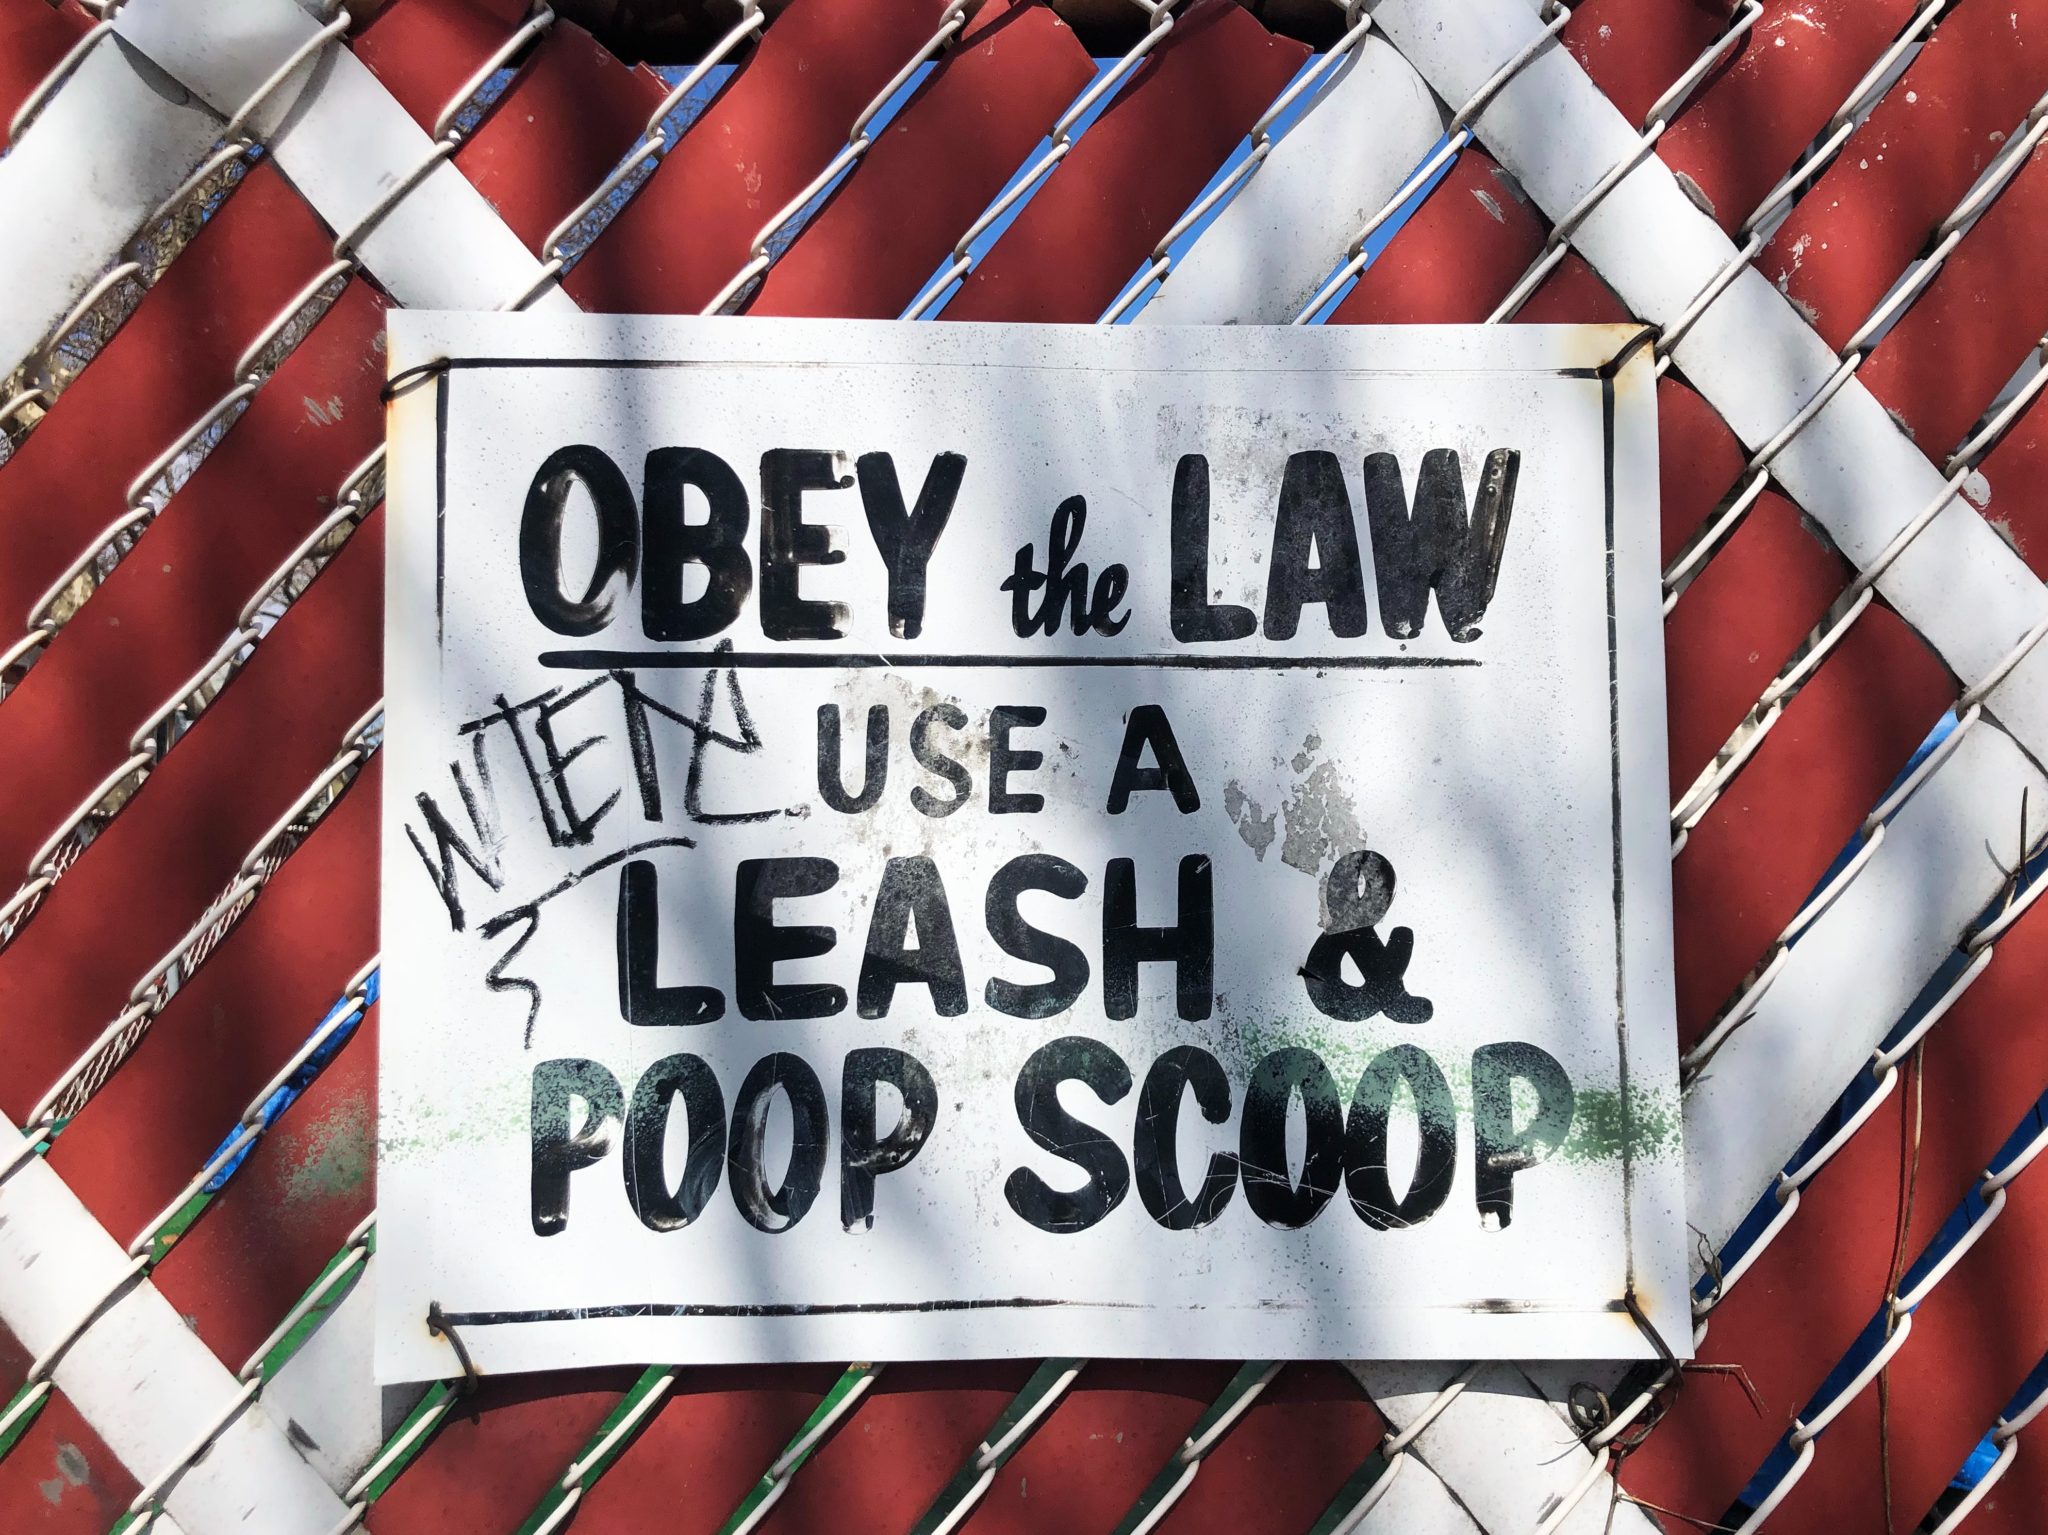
903, 0, 1188, 319
426, 1303, 481, 1395
382, 357, 456, 402
1533, 1293, 1685, 1533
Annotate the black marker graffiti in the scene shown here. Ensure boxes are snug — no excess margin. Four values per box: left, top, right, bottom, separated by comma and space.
408, 650, 801, 1042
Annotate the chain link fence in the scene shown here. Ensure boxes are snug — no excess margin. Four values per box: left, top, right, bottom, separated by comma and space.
0, 0, 2045, 1530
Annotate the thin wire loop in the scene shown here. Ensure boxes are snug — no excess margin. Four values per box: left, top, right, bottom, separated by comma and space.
24, 1252, 150, 1383
903, 0, 1188, 320
221, 9, 352, 143
233, 259, 353, 382
559, 1370, 677, 1491
1291, 5, 1573, 325
432, 3, 556, 142
1101, 6, 1376, 323
707, 3, 975, 315
1638, 0, 1761, 132
238, 1214, 375, 1382
330, 140, 458, 265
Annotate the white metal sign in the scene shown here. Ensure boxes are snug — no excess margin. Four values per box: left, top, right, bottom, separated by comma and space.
377, 314, 1686, 1381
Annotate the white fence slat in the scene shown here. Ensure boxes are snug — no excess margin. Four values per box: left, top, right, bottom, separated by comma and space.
0, 1119, 350, 1535
1324, 9, 2048, 1521
0, 38, 221, 380
1684, 719, 2048, 1246
114, 0, 574, 315
1350, 1448, 1487, 1534
1369, 0, 2048, 715
261, 1253, 426, 1496
1135, 35, 1445, 326
1354, 1361, 1659, 1534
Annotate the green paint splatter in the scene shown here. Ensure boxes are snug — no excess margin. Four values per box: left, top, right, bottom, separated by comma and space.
380, 1069, 529, 1161
1562, 1084, 1680, 1165
283, 1098, 373, 1204
1230, 1016, 1680, 1164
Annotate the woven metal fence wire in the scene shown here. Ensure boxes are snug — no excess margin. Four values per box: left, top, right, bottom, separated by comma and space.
0, 0, 2046, 1531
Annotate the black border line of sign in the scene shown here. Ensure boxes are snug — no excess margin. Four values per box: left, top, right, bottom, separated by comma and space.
416, 349, 1642, 1332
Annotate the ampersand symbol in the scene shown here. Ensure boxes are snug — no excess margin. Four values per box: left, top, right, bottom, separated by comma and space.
1299, 849, 1433, 1025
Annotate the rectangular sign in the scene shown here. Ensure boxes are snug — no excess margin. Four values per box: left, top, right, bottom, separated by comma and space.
377, 314, 1686, 1380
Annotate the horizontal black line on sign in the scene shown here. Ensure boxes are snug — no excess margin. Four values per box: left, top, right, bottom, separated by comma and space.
538, 650, 1481, 671
443, 1297, 1146, 1325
